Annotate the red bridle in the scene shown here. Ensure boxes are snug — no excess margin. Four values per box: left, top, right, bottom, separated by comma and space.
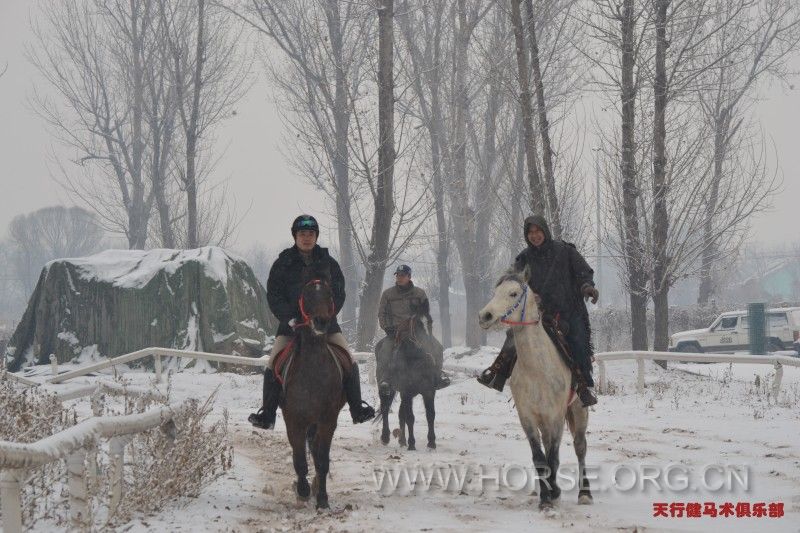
295, 279, 336, 329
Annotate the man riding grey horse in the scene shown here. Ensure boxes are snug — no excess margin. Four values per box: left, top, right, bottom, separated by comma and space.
477, 215, 599, 407
375, 264, 450, 397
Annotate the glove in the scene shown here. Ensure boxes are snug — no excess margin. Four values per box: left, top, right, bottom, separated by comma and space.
582, 284, 599, 304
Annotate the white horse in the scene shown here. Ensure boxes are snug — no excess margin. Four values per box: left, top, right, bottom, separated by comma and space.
478, 267, 592, 510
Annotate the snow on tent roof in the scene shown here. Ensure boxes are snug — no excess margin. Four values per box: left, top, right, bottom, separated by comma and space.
46, 246, 242, 289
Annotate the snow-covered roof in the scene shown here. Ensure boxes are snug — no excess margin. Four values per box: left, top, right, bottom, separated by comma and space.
45, 246, 244, 289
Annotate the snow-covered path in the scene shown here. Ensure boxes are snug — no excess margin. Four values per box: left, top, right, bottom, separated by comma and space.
47, 350, 800, 532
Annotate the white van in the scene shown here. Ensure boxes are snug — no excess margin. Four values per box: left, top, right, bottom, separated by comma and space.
669, 307, 800, 354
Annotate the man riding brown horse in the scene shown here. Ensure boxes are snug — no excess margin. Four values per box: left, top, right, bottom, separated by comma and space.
477, 215, 599, 407
249, 215, 376, 429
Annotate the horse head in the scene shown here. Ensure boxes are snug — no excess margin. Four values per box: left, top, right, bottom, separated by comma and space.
478, 266, 541, 329
299, 278, 336, 336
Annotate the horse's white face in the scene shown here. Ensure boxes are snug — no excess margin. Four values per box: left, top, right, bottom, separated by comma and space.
479, 279, 527, 330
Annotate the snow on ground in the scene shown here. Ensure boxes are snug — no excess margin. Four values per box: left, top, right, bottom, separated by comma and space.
21, 348, 800, 532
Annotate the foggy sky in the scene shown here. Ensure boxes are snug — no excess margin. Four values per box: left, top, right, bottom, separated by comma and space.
1, 0, 798, 256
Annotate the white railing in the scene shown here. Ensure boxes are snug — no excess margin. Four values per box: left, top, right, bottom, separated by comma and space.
46, 347, 270, 385
41, 347, 376, 385
595, 351, 800, 396
0, 400, 190, 532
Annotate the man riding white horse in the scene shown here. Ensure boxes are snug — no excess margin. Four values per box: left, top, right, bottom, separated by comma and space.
477, 214, 599, 407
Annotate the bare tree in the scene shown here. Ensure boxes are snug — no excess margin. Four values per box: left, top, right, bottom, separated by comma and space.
7, 206, 104, 297
29, 0, 157, 249
232, 0, 374, 331
159, 0, 248, 248
396, 0, 454, 346
696, 0, 800, 304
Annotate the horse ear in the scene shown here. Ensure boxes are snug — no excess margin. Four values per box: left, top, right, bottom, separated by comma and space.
533, 292, 542, 306
521, 264, 531, 284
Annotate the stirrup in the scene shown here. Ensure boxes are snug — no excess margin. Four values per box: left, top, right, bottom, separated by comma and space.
248, 408, 276, 430
351, 401, 376, 423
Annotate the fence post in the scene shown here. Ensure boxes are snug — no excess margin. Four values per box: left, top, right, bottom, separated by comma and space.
773, 361, 783, 399
154, 353, 163, 383
1, 468, 26, 533
597, 360, 607, 394
68, 450, 91, 529
50, 353, 58, 376
636, 357, 645, 394
108, 436, 129, 517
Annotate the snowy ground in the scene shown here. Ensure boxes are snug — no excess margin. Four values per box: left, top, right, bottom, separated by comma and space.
20, 348, 800, 532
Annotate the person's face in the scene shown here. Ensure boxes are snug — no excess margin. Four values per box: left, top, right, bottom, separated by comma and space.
295, 230, 318, 252
395, 272, 411, 286
527, 226, 545, 247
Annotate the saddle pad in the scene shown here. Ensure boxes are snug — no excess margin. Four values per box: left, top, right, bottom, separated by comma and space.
274, 339, 354, 386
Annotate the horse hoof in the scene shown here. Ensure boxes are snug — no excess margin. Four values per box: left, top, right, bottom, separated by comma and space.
316, 499, 329, 510
381, 433, 390, 445
407, 443, 416, 451
294, 480, 310, 501
578, 493, 593, 505
398, 439, 406, 447
427, 442, 436, 450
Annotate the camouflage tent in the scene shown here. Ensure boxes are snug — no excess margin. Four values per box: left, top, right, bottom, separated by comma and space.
5, 247, 276, 371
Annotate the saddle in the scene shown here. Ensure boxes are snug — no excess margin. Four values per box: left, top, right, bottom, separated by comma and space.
272, 338, 354, 387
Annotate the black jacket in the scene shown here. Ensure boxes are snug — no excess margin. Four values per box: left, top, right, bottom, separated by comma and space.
266, 245, 346, 337
515, 215, 595, 321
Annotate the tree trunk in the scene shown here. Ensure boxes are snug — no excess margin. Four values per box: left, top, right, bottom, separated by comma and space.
356, 0, 395, 350
652, 0, 670, 355
510, 0, 545, 215
697, 114, 729, 305
523, 0, 561, 238
449, 0, 482, 348
186, 0, 205, 249
620, 0, 648, 350
327, 0, 358, 333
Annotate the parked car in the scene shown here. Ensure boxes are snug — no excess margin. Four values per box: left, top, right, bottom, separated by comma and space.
669, 307, 800, 354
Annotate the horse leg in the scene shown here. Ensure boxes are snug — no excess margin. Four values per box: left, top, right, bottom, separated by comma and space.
523, 424, 552, 510
541, 422, 563, 503
404, 393, 416, 451
397, 393, 407, 447
423, 391, 436, 449
287, 422, 310, 501
380, 390, 395, 445
311, 424, 335, 509
567, 404, 593, 504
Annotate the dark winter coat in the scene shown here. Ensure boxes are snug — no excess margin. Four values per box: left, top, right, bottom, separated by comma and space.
266, 245, 346, 337
514, 215, 595, 322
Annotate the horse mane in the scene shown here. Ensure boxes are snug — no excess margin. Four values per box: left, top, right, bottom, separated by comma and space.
495, 267, 525, 287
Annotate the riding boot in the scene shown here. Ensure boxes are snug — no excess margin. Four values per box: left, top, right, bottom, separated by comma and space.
248, 369, 282, 429
477, 342, 517, 392
344, 362, 376, 423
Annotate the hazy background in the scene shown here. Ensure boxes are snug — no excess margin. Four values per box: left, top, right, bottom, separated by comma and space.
1, 0, 797, 254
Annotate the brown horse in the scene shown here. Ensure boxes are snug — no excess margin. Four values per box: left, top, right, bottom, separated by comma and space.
281, 278, 346, 509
